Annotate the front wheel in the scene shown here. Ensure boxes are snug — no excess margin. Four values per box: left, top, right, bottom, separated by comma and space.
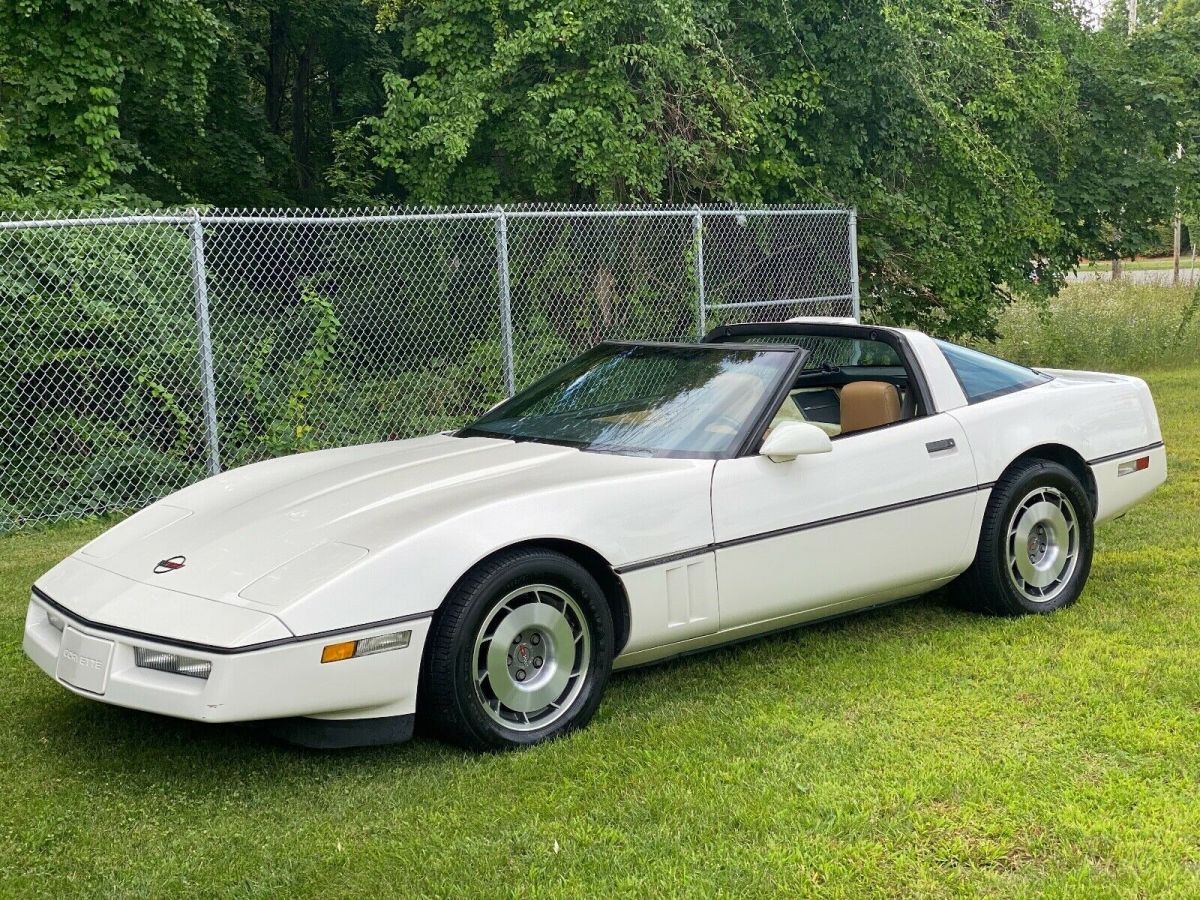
421, 548, 614, 751
953, 459, 1094, 616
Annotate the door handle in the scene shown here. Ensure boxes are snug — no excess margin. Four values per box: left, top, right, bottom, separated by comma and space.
926, 438, 956, 454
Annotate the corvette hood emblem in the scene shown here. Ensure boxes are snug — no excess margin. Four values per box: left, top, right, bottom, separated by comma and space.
153, 556, 187, 574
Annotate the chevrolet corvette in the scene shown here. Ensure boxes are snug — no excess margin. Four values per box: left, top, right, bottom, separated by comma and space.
24, 319, 1166, 750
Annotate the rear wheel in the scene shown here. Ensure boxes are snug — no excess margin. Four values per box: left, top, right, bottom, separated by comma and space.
421, 548, 614, 751
953, 459, 1094, 615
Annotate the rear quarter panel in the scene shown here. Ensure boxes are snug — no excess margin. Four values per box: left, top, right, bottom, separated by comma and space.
947, 371, 1165, 523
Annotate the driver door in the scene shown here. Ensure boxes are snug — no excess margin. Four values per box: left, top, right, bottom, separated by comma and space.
710, 413, 979, 630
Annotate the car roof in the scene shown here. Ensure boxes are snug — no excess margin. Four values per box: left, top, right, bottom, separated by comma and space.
701, 320, 908, 343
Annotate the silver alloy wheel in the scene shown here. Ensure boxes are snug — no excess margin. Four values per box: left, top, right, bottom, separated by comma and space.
472, 583, 591, 732
1005, 486, 1080, 603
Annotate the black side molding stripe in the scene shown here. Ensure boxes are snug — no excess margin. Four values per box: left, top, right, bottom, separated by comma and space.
612, 545, 718, 574
715, 484, 981, 551
615, 482, 990, 574
1086, 441, 1164, 466
30, 585, 436, 656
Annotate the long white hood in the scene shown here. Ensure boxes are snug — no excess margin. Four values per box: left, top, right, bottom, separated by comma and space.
74, 435, 572, 598
40, 434, 715, 642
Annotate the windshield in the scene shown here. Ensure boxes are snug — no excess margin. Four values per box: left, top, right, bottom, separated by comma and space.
460, 342, 801, 457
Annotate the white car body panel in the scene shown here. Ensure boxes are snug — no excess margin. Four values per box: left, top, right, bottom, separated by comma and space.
618, 555, 720, 655
710, 412, 979, 629
946, 368, 1164, 522
900, 330, 969, 411
37, 556, 292, 647
51, 434, 715, 638
24, 323, 1167, 739
24, 597, 431, 723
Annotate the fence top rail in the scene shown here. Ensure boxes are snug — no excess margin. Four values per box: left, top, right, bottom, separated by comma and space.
0, 204, 853, 230
705, 293, 855, 310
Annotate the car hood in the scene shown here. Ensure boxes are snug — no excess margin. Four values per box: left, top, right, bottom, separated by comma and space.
57, 433, 699, 617
68, 435, 570, 599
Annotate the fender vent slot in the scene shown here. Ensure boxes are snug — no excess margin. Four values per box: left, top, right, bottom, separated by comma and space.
665, 561, 716, 627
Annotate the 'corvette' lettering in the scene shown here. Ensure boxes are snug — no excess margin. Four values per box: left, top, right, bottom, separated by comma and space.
63, 648, 103, 670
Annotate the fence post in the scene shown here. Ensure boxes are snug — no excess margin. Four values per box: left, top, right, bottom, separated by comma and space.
693, 207, 707, 338
848, 208, 861, 322
187, 209, 222, 476
494, 206, 516, 397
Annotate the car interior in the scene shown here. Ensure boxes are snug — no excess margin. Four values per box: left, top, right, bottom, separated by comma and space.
705, 326, 923, 441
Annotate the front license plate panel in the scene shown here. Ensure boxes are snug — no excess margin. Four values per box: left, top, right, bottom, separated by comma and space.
56, 627, 114, 695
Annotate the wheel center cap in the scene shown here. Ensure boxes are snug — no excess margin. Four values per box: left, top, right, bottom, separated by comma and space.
515, 643, 530, 665
1027, 524, 1050, 562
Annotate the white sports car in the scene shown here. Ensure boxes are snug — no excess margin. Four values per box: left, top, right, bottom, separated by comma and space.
25, 320, 1166, 750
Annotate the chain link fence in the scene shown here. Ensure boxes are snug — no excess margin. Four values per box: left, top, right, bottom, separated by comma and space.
0, 204, 857, 532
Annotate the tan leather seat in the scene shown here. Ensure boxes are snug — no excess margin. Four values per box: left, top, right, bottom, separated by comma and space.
840, 381, 902, 434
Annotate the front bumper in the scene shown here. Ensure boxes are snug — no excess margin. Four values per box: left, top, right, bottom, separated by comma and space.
23, 593, 431, 727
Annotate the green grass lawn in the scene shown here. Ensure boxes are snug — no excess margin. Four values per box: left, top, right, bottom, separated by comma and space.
1080, 256, 1196, 272
2, 373, 1199, 897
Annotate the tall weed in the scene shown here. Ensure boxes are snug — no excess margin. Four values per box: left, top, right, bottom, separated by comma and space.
981, 280, 1200, 372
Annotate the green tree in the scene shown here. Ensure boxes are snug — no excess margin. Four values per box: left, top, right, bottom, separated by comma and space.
793, 0, 1087, 334
0, 0, 218, 196
368, 0, 821, 204
1140, 0, 1200, 227
3, 0, 1195, 337
366, 0, 1137, 336
121, 0, 404, 206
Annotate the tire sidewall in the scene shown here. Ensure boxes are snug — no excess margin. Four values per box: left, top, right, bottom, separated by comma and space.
989, 461, 1094, 614
439, 553, 614, 749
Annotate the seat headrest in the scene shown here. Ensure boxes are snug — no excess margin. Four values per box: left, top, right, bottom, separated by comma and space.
840, 381, 902, 434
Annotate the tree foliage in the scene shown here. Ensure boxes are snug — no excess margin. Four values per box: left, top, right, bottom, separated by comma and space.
369, 0, 820, 204
1139, 0, 1200, 224
366, 0, 1183, 334
1, 0, 1197, 335
0, 0, 218, 195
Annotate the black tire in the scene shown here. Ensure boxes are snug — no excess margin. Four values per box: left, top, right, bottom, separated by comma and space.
952, 459, 1094, 616
420, 548, 614, 751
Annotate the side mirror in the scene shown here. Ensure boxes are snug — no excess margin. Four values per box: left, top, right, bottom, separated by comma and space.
759, 421, 832, 462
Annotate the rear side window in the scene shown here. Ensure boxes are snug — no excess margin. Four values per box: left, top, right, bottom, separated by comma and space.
935, 340, 1049, 403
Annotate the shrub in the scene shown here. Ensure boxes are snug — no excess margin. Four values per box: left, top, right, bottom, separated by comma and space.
980, 280, 1200, 372
0, 209, 210, 530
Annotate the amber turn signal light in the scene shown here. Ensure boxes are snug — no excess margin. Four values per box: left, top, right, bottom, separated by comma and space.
321, 630, 412, 663
321, 640, 357, 663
